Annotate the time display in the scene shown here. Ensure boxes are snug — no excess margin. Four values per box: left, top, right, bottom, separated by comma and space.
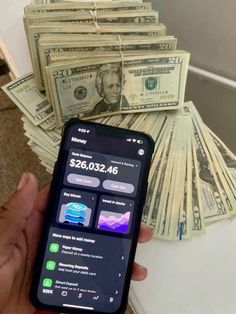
69, 159, 119, 175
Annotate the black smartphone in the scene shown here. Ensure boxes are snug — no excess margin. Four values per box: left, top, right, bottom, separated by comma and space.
30, 118, 154, 314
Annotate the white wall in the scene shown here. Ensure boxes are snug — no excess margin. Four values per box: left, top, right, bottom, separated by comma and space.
0, 0, 32, 77
154, 0, 236, 81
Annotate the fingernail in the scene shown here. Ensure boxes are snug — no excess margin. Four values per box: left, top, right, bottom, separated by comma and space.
16, 173, 30, 191
139, 265, 147, 272
142, 267, 148, 278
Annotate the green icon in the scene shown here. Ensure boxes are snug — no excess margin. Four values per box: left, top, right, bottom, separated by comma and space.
49, 243, 59, 253
46, 260, 56, 271
42, 278, 53, 288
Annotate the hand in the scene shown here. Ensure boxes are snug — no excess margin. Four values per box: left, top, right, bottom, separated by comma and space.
0, 172, 153, 314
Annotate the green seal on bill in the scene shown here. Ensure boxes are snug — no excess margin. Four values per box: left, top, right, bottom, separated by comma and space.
145, 77, 157, 90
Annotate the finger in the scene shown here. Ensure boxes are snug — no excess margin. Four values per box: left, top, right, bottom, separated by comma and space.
34, 184, 50, 215
0, 173, 38, 262
138, 223, 153, 243
131, 262, 148, 281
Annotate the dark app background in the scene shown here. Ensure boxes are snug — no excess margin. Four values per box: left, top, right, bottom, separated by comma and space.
36, 121, 150, 313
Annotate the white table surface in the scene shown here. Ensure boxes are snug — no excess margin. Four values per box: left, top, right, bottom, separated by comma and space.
1, 1, 236, 314
130, 219, 236, 314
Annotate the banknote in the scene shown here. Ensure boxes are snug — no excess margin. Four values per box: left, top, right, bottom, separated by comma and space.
30, 140, 58, 162
191, 131, 205, 234
146, 119, 175, 231
32, 0, 63, 3
38, 36, 177, 88
176, 109, 204, 235
187, 102, 236, 216
28, 1, 149, 12
191, 119, 230, 223
25, 9, 159, 25
167, 116, 189, 240
202, 131, 236, 211
22, 116, 61, 147
153, 122, 176, 238
179, 116, 193, 239
188, 103, 236, 195
46, 51, 189, 126
210, 129, 236, 181
1, 73, 54, 126
157, 117, 186, 240
26, 22, 166, 90
40, 114, 56, 130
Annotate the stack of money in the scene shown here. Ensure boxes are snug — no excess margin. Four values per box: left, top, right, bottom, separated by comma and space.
2, 74, 236, 240
23, 0, 190, 126
2, 0, 236, 240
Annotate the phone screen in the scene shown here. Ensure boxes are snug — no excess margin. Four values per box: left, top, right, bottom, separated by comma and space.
33, 120, 153, 313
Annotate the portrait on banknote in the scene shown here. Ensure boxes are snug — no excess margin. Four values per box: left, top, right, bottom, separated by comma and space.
87, 64, 129, 117
196, 148, 215, 185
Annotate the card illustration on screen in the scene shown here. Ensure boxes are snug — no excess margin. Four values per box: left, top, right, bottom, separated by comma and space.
57, 189, 96, 228
96, 195, 134, 234
97, 210, 131, 233
59, 202, 92, 226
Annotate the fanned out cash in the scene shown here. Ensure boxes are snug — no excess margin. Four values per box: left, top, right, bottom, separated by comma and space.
2, 72, 236, 240
19, 93, 236, 240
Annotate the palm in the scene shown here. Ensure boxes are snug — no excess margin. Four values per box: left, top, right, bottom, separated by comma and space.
0, 180, 48, 314
0, 203, 45, 314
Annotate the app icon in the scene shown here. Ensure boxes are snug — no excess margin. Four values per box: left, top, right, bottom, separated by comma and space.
42, 278, 53, 288
61, 291, 68, 296
49, 243, 59, 253
46, 260, 56, 271
138, 149, 144, 156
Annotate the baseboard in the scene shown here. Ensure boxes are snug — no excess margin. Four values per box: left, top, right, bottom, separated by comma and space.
189, 65, 236, 90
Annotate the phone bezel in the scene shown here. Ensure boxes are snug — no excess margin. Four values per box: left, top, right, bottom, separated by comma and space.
30, 118, 154, 314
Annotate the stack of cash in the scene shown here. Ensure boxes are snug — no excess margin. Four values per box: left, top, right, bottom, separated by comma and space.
2, 0, 236, 240
2, 74, 236, 240
23, 0, 190, 126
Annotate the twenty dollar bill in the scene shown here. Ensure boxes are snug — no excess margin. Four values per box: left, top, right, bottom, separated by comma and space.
46, 51, 190, 126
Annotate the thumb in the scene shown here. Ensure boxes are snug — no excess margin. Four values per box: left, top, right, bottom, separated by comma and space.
0, 173, 38, 263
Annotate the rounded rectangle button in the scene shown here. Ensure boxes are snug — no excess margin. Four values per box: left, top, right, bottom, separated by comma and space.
67, 174, 100, 187
103, 180, 134, 194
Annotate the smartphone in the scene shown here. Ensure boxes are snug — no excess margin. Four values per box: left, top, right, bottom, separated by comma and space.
30, 118, 154, 314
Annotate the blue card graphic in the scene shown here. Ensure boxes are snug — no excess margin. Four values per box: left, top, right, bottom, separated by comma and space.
57, 189, 96, 228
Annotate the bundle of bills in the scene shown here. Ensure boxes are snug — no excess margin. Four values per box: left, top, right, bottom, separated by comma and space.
22, 0, 190, 125
2, 72, 236, 240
